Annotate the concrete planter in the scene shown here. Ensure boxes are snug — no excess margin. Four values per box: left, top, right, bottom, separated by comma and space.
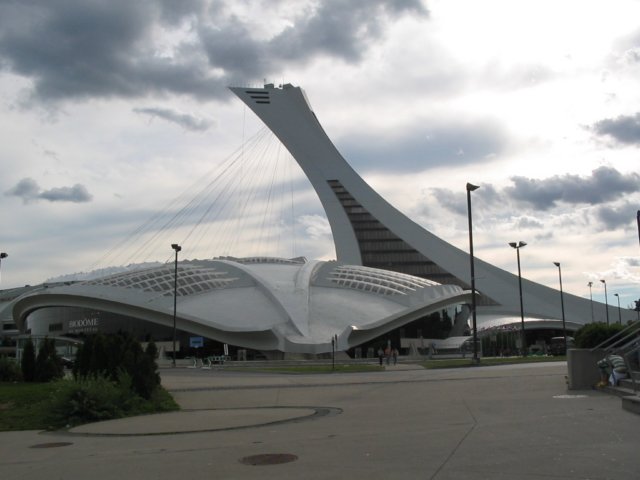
567, 348, 605, 390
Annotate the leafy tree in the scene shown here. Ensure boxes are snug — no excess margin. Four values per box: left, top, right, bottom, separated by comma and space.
35, 337, 63, 382
73, 333, 160, 399
21, 338, 36, 382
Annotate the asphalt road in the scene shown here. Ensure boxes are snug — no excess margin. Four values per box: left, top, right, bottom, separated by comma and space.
1, 361, 638, 479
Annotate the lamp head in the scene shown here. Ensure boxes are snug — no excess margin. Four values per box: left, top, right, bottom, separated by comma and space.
508, 242, 517, 248
171, 243, 182, 253
553, 262, 560, 267
614, 293, 619, 297
588, 281, 593, 287
0, 252, 7, 259
600, 279, 606, 284
466, 183, 480, 192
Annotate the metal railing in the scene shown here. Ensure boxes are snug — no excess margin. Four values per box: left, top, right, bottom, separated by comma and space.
591, 321, 640, 392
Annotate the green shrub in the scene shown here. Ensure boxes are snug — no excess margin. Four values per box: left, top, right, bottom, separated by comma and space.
574, 322, 625, 348
21, 339, 36, 382
0, 356, 22, 382
51, 376, 128, 425
48, 374, 178, 427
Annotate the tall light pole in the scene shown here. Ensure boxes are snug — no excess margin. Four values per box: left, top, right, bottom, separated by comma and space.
0, 252, 7, 285
171, 243, 182, 368
553, 262, 567, 354
614, 293, 622, 324
600, 279, 609, 326
466, 182, 480, 364
587, 281, 594, 323
509, 241, 527, 356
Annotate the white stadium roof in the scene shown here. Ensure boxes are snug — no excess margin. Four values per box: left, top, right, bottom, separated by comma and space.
12, 257, 471, 354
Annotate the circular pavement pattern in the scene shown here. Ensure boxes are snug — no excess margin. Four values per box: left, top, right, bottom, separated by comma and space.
67, 406, 341, 436
240, 453, 299, 466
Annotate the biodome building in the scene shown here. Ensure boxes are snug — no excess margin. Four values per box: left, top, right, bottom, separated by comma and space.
10, 257, 470, 358
5, 83, 635, 359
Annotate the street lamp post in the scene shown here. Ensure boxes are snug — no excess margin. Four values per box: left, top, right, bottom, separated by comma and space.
171, 243, 182, 368
509, 241, 527, 356
466, 182, 480, 364
587, 281, 594, 323
0, 252, 7, 285
553, 262, 567, 354
614, 293, 622, 324
600, 279, 609, 326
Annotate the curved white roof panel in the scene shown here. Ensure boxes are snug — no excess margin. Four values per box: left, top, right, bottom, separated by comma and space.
13, 257, 471, 354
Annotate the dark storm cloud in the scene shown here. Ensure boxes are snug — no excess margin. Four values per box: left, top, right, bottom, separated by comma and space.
199, 0, 427, 81
270, 0, 427, 63
133, 107, 214, 131
429, 183, 505, 217
515, 217, 543, 229
5, 177, 92, 204
592, 113, 640, 146
341, 120, 505, 171
0, 0, 218, 103
0, 0, 426, 105
594, 202, 638, 230
429, 167, 639, 232
156, 0, 204, 25
430, 188, 467, 216
5, 178, 40, 202
505, 167, 640, 210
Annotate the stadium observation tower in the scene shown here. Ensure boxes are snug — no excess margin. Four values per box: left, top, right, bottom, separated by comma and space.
230, 83, 635, 334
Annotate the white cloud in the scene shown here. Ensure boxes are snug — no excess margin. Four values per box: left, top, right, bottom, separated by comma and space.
0, 0, 638, 308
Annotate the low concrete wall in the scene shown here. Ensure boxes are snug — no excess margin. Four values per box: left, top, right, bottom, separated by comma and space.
567, 348, 605, 390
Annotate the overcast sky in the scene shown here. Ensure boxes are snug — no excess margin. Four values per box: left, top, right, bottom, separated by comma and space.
1, 0, 639, 310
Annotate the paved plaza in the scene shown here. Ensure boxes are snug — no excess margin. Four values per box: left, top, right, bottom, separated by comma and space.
1, 362, 638, 479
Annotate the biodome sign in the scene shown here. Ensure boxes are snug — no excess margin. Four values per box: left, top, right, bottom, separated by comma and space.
68, 318, 99, 332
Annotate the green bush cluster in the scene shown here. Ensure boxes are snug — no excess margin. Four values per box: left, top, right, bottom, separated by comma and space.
49, 371, 177, 427
73, 333, 160, 399
0, 356, 22, 382
51, 375, 129, 424
574, 322, 625, 348
2, 335, 177, 430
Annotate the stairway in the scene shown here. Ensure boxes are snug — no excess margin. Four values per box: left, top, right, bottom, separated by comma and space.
604, 371, 640, 415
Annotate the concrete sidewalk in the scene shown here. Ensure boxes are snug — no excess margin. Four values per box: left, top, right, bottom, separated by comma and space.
1, 362, 639, 479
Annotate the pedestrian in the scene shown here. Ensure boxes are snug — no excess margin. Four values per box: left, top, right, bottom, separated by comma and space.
377, 347, 384, 366
385, 345, 391, 365
392, 348, 398, 365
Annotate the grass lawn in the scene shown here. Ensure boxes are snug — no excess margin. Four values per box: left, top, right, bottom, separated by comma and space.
421, 355, 566, 369
0, 382, 63, 431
